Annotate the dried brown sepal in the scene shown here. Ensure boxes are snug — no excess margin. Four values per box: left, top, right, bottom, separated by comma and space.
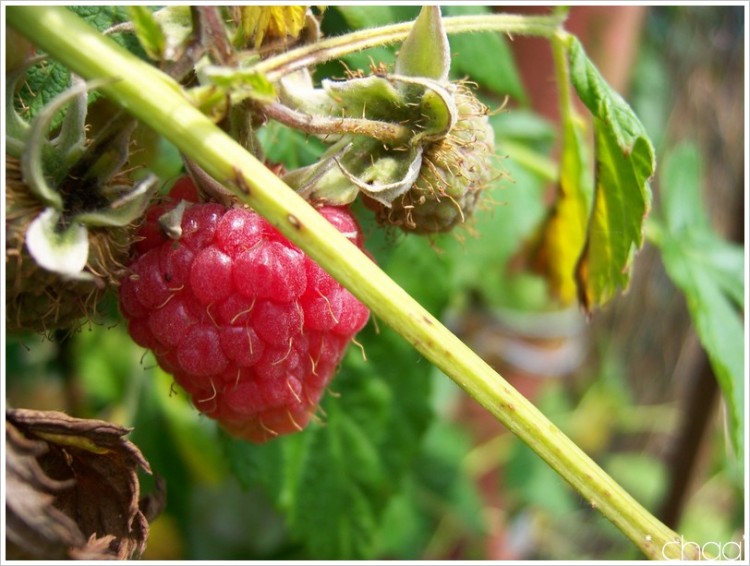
5, 408, 164, 560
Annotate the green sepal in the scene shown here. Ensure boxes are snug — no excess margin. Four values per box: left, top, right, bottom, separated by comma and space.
50, 74, 88, 164
336, 139, 423, 206
158, 199, 190, 239
202, 65, 277, 103
25, 208, 91, 279
21, 79, 89, 209
286, 136, 423, 206
74, 174, 160, 227
187, 85, 229, 122
282, 139, 359, 204
80, 112, 137, 187
321, 75, 405, 121
392, 76, 457, 144
128, 6, 166, 61
21, 77, 115, 210
278, 69, 339, 117
264, 8, 462, 208
5, 55, 44, 153
152, 5, 193, 59
394, 6, 450, 82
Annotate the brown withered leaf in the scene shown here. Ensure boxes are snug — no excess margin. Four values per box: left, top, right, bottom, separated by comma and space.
6, 421, 86, 559
5, 408, 165, 560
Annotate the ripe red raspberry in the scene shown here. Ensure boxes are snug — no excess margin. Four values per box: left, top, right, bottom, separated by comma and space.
120, 178, 369, 443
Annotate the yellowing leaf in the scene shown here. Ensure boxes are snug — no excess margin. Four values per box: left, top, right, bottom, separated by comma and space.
567, 37, 655, 311
237, 6, 309, 49
533, 115, 592, 304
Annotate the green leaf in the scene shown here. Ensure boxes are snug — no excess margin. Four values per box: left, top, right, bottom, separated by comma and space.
128, 6, 166, 60
335, 5, 420, 29
257, 121, 326, 170
14, 55, 72, 128
604, 453, 667, 510
659, 142, 743, 309
151, 368, 227, 486
223, 321, 435, 558
413, 421, 486, 532
687, 234, 745, 310
568, 37, 651, 153
375, 421, 486, 558
568, 37, 655, 310
651, 142, 745, 457
223, 433, 292, 500
14, 6, 144, 126
394, 6, 450, 82
577, 126, 653, 309
660, 241, 744, 457
442, 5, 527, 103
659, 142, 707, 233
292, 407, 381, 558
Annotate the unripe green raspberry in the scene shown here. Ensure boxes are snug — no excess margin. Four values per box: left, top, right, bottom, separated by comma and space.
365, 84, 495, 234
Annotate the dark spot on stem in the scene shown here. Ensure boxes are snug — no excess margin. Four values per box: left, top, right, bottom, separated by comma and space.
231, 166, 252, 197
287, 214, 302, 230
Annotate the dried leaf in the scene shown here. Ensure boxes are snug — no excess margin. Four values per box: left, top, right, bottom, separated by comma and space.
6, 422, 85, 560
5, 408, 163, 560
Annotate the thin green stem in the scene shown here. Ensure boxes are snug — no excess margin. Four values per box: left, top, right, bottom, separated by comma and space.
255, 12, 568, 81
552, 31, 576, 127
499, 139, 559, 183
7, 7, 690, 560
